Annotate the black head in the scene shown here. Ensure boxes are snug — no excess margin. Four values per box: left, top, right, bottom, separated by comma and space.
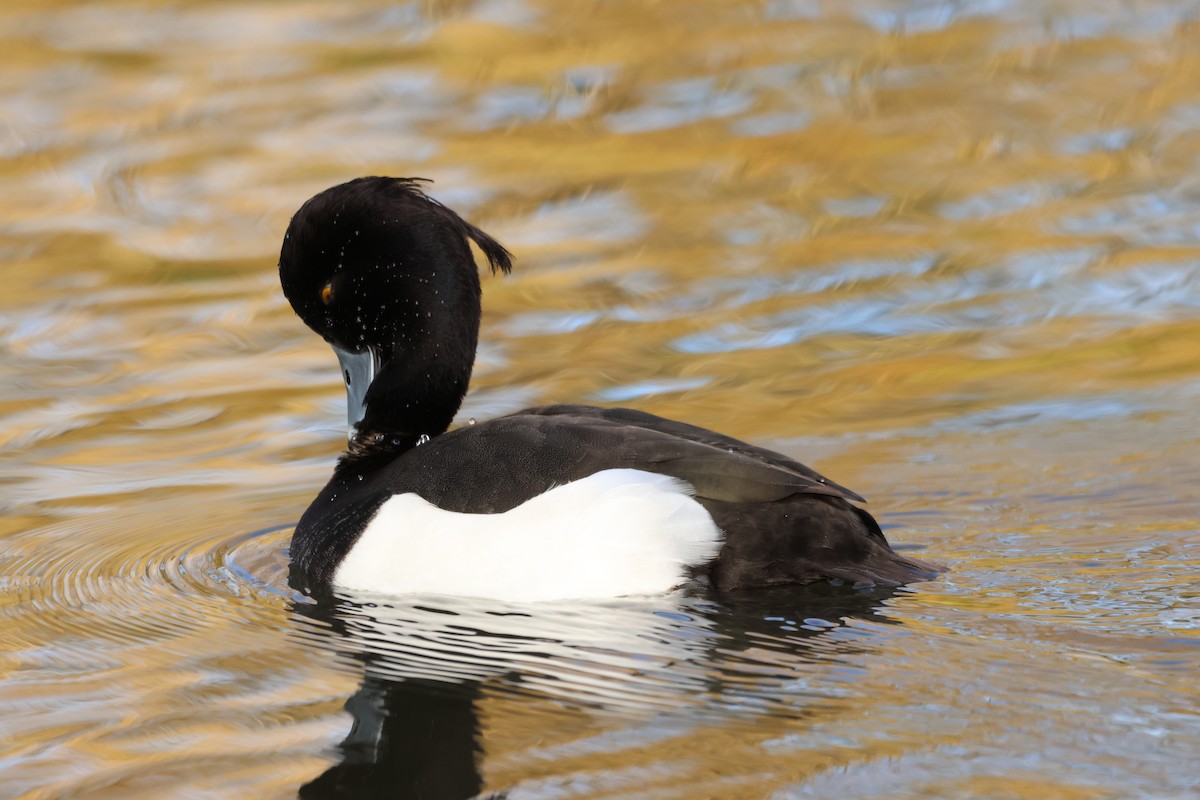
280, 177, 512, 449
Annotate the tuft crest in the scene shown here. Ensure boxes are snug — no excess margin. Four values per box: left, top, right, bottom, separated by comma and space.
384, 177, 513, 276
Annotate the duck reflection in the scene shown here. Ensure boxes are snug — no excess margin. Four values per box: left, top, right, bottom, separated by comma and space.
293, 584, 905, 799
299, 676, 493, 799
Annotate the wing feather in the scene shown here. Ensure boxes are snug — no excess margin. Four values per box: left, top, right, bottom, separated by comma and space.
509, 404, 866, 504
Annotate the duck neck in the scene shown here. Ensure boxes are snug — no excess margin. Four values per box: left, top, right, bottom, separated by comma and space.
353, 349, 472, 450
343, 287, 479, 462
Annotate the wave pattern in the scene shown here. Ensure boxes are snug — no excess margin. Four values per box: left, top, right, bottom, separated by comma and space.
1, 0, 1199, 797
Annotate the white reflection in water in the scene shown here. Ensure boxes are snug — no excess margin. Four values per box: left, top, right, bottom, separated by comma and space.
593, 376, 711, 403
292, 585, 905, 713
1058, 188, 1200, 245
498, 191, 647, 248
937, 182, 1058, 221
731, 110, 813, 137
288, 585, 909, 797
606, 78, 755, 134
674, 256, 1200, 354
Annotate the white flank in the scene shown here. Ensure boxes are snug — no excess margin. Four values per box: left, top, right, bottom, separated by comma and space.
333, 468, 723, 601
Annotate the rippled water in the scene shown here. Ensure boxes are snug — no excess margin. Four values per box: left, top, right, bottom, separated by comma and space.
3, 1, 1199, 797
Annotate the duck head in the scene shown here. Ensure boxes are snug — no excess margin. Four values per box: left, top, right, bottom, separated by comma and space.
279, 177, 512, 451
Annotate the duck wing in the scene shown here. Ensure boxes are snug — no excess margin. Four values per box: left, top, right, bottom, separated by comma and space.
510, 404, 866, 504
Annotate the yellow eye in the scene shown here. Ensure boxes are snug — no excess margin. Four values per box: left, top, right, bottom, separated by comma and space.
320, 283, 333, 305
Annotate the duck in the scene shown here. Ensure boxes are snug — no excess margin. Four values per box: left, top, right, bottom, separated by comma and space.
279, 176, 940, 602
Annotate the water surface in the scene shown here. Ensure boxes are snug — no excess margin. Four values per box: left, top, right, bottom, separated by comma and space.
2, 1, 1198, 797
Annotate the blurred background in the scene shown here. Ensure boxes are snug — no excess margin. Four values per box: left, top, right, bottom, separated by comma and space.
1, 1, 1198, 798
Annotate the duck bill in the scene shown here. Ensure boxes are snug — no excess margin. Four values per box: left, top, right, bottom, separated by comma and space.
331, 344, 380, 441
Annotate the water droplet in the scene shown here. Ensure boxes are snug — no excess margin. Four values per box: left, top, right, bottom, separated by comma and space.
468, 418, 477, 425
416, 434, 430, 446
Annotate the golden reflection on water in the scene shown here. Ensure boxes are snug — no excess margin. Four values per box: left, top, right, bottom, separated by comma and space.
1, 0, 1199, 797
